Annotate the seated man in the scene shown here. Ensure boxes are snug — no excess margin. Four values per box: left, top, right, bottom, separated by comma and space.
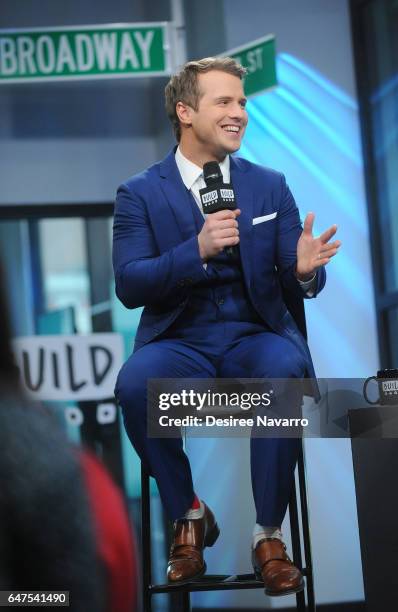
113, 57, 340, 597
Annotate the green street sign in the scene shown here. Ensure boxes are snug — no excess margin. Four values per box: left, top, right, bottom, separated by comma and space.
225, 34, 277, 97
0, 23, 171, 84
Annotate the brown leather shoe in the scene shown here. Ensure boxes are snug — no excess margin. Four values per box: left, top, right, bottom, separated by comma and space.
167, 502, 219, 583
252, 538, 304, 596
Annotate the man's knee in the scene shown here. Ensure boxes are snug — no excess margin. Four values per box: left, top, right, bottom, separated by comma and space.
260, 339, 306, 378
273, 348, 305, 378
114, 356, 147, 412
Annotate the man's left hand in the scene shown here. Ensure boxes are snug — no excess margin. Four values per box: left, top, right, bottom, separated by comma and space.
295, 212, 341, 282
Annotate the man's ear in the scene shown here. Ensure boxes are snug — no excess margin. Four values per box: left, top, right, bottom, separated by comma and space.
176, 101, 193, 128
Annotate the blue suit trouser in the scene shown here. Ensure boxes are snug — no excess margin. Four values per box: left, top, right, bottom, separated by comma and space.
115, 331, 306, 525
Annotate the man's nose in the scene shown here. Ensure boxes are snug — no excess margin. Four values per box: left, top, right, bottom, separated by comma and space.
229, 102, 247, 121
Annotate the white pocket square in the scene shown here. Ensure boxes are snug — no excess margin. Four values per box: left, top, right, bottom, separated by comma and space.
252, 212, 277, 225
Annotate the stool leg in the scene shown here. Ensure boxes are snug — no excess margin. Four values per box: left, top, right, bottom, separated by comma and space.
289, 475, 306, 611
181, 591, 191, 611
141, 463, 152, 612
170, 591, 191, 612
298, 443, 316, 611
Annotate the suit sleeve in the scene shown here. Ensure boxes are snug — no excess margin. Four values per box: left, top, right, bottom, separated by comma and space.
276, 174, 326, 299
112, 183, 207, 309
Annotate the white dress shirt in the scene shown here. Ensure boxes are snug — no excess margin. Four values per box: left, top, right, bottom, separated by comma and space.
175, 146, 230, 216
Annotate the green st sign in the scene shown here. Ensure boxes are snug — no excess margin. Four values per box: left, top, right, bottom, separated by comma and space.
225, 34, 277, 97
0, 23, 171, 83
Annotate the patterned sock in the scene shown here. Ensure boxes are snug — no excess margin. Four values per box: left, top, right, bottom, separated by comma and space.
252, 523, 283, 549
191, 494, 201, 509
183, 495, 204, 519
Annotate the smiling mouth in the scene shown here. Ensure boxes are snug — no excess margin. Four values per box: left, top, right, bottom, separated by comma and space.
221, 124, 241, 134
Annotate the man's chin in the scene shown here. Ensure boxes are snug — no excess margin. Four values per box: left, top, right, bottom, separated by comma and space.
210, 140, 242, 160
221, 141, 242, 155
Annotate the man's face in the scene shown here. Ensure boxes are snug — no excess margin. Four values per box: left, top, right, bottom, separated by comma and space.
182, 70, 248, 160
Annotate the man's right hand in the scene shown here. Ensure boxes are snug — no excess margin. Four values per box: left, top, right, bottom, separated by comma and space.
198, 209, 241, 262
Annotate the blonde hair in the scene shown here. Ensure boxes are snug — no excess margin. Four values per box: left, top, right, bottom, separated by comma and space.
165, 57, 246, 142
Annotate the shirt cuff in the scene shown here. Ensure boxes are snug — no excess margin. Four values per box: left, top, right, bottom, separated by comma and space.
298, 273, 317, 297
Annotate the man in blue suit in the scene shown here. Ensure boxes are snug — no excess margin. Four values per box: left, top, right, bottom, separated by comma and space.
113, 57, 340, 596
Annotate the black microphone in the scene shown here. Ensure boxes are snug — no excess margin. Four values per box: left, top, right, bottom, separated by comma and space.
199, 161, 239, 258
202, 161, 222, 187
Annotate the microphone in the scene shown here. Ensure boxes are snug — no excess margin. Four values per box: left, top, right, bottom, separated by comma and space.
199, 162, 239, 258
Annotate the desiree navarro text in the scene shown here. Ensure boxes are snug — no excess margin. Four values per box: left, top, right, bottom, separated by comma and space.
158, 415, 309, 428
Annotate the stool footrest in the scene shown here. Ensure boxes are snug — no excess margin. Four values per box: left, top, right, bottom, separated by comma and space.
149, 572, 307, 594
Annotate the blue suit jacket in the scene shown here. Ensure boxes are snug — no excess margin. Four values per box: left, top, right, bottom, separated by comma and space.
113, 148, 326, 377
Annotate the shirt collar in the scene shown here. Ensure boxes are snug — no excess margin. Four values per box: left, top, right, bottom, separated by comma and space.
175, 146, 230, 190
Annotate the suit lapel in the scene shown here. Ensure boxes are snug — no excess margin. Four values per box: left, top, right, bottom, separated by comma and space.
159, 149, 198, 241
230, 156, 253, 286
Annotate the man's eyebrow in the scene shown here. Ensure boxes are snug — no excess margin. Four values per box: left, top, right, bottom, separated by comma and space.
213, 95, 248, 104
